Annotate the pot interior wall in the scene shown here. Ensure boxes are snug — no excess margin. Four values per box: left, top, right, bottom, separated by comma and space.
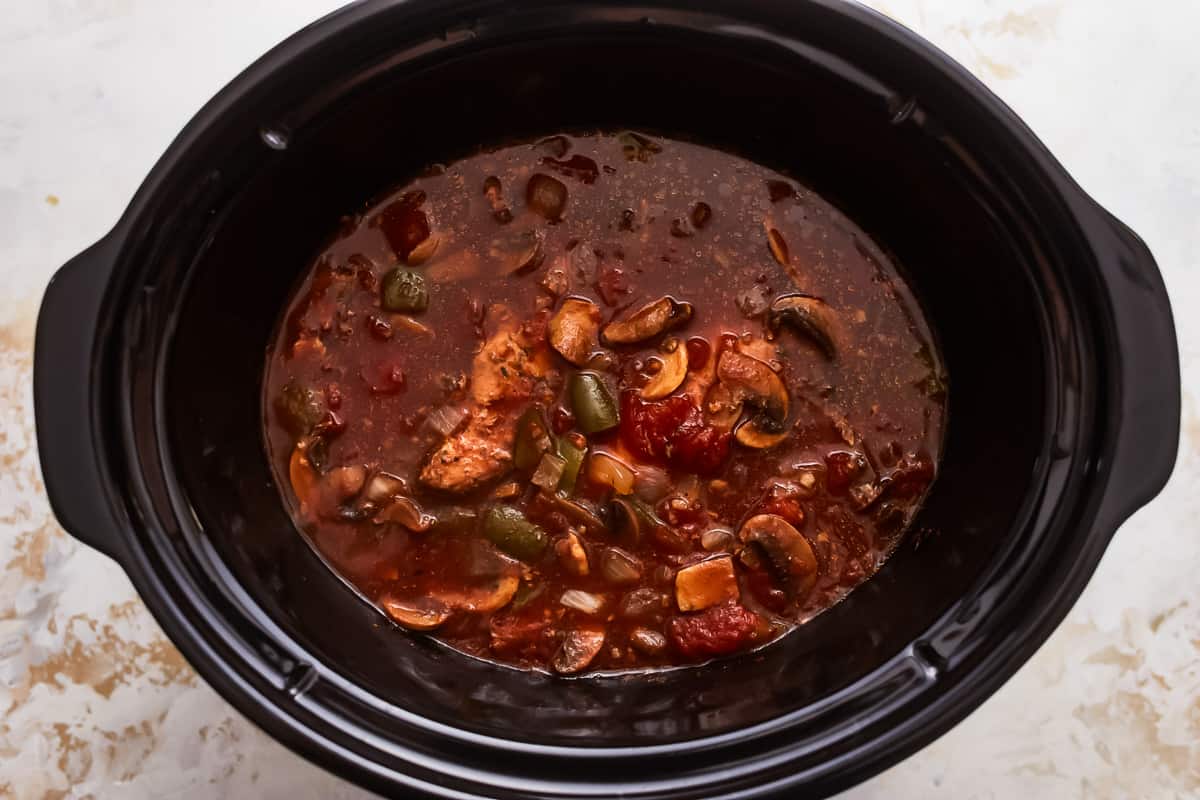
166, 32, 1045, 744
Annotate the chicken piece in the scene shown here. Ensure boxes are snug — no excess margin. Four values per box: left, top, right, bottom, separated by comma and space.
422, 306, 555, 492
471, 306, 551, 405
419, 408, 516, 492
548, 298, 602, 366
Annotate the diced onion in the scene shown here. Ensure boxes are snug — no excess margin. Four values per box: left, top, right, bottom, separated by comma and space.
700, 528, 735, 552
633, 465, 671, 502
532, 453, 567, 491
560, 589, 606, 615
600, 547, 642, 584
427, 404, 468, 436
364, 471, 406, 504
587, 452, 636, 494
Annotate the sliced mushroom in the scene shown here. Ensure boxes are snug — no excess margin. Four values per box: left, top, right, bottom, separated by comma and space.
452, 573, 522, 613
549, 298, 602, 366
715, 350, 791, 449
542, 491, 607, 536
289, 446, 319, 514
766, 294, 838, 359
608, 497, 642, 548
374, 495, 435, 532
607, 496, 668, 549
703, 381, 743, 431
553, 628, 606, 674
392, 314, 436, 336
765, 225, 789, 265
441, 542, 524, 612
380, 597, 452, 631
674, 556, 740, 612
739, 514, 818, 597
640, 337, 689, 400
382, 545, 520, 630
601, 296, 694, 345
406, 233, 441, 266
736, 417, 790, 449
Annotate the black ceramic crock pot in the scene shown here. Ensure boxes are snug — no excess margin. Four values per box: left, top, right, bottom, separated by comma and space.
33, 1, 1180, 797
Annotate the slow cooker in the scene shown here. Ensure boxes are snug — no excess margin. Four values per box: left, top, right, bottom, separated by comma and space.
33, 1, 1180, 797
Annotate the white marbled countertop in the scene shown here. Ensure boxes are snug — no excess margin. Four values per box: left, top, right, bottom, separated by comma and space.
1, 1, 1198, 797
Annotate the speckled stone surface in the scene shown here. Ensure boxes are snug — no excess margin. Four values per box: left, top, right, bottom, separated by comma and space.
1, 1, 1197, 797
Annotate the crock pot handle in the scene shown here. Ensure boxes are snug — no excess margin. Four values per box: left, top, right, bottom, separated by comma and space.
34, 236, 128, 565
1093, 212, 1181, 533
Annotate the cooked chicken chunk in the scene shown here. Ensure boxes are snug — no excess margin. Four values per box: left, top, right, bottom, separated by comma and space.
422, 306, 556, 492
420, 409, 516, 492
471, 307, 550, 405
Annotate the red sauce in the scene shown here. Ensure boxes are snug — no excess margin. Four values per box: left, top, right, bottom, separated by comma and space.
264, 132, 946, 674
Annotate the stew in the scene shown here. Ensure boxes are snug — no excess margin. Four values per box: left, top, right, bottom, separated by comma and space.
264, 132, 946, 674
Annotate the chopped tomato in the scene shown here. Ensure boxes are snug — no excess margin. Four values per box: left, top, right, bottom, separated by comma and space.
620, 392, 731, 476
758, 484, 806, 527
669, 603, 760, 658
825, 450, 866, 495
377, 191, 430, 260
743, 569, 789, 614
887, 452, 935, 499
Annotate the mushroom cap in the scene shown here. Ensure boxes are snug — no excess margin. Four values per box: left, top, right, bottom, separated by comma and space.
715, 350, 791, 449
767, 293, 838, 359
739, 513, 818, 597
640, 337, 689, 399
601, 296, 694, 345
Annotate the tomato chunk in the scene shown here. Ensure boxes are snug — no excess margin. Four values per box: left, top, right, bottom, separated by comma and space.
668, 603, 760, 658
620, 392, 731, 475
